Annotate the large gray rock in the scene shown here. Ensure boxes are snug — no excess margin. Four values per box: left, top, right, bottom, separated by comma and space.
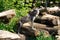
58, 30, 60, 35
56, 29, 60, 40
56, 35, 60, 40
19, 34, 26, 40
0, 30, 20, 40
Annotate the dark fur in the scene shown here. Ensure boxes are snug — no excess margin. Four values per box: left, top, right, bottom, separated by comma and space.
17, 8, 39, 34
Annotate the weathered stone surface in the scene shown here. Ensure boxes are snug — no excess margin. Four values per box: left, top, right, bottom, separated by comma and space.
0, 9, 16, 18
19, 34, 26, 40
0, 30, 20, 40
58, 30, 60, 35
56, 35, 60, 40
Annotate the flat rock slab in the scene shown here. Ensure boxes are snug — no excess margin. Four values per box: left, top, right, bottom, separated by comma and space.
0, 9, 16, 17
56, 35, 60, 40
0, 30, 20, 40
19, 34, 26, 40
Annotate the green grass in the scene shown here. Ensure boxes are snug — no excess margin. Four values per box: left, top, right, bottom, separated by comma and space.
27, 36, 55, 40
27, 32, 56, 40
35, 31, 55, 40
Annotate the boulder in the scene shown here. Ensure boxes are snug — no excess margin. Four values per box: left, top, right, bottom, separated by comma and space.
56, 35, 60, 40
0, 30, 20, 40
